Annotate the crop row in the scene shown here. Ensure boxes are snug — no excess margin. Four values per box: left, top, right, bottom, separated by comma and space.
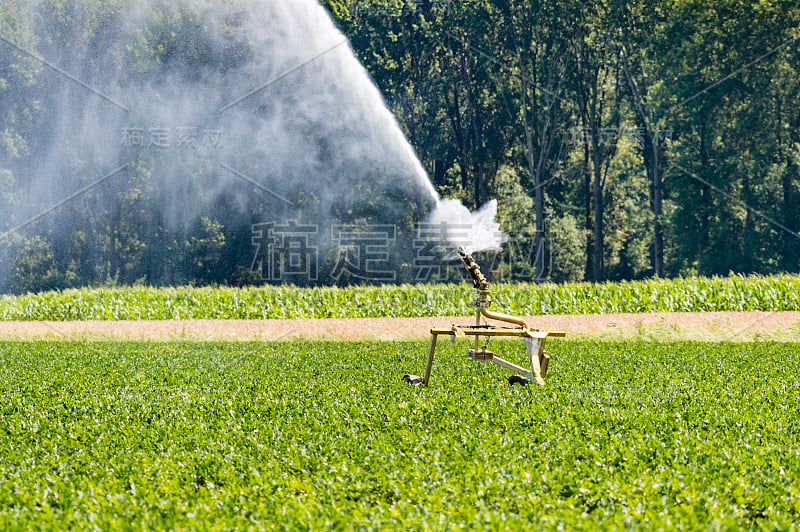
0, 340, 798, 528
1, 274, 799, 320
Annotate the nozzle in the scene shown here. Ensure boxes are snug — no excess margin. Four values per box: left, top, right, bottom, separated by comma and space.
458, 248, 488, 291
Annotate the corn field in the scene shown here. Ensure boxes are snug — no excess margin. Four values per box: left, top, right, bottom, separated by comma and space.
1, 275, 798, 321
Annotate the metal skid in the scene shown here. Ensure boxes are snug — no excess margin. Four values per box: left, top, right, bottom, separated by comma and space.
411, 248, 565, 386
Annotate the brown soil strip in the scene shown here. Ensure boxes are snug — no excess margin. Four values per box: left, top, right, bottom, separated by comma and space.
0, 312, 798, 341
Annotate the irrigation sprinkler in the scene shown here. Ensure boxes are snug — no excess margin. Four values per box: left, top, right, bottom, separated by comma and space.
406, 247, 565, 386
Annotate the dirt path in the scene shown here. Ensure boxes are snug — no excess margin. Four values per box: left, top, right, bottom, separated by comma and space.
0, 311, 799, 341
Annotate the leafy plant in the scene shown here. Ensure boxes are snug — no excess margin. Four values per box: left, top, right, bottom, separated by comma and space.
0, 340, 798, 528
0, 274, 798, 320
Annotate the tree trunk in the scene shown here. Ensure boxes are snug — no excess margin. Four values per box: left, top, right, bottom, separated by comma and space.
592, 132, 604, 281
782, 156, 799, 271
782, 104, 800, 272
652, 138, 663, 277
620, 52, 663, 277
534, 173, 546, 281
699, 121, 710, 264
582, 120, 593, 281
742, 172, 754, 273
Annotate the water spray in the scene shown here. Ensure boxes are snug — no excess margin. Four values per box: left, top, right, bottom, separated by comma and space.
404, 247, 565, 386
0, 0, 510, 289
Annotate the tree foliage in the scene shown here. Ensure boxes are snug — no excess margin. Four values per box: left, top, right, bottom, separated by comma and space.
0, 0, 798, 292
336, 0, 800, 281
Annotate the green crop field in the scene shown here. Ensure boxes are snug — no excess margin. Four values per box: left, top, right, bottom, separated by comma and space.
1, 274, 799, 320
1, 340, 798, 529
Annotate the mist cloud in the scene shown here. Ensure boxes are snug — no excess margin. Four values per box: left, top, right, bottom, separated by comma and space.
0, 0, 503, 289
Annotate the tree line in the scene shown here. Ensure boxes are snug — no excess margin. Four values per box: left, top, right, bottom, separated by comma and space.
328, 0, 800, 282
0, 0, 798, 293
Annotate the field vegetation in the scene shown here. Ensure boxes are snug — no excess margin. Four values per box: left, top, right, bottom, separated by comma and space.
1, 340, 798, 529
0, 275, 798, 321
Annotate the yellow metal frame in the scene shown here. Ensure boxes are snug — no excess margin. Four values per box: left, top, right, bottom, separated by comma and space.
418, 248, 565, 386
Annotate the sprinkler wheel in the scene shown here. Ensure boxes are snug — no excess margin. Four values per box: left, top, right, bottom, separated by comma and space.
402, 373, 422, 385
508, 375, 529, 386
